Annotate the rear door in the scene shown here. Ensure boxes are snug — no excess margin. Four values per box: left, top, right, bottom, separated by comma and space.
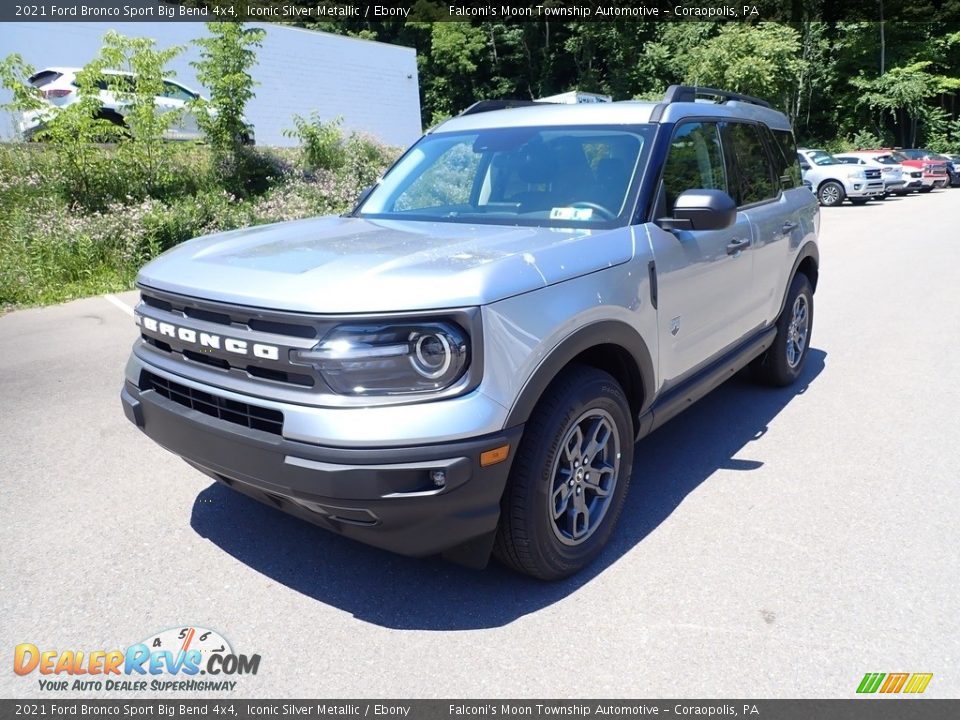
646, 119, 756, 387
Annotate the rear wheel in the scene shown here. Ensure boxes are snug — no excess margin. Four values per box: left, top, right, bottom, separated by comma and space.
494, 365, 633, 580
818, 180, 845, 206
752, 273, 814, 387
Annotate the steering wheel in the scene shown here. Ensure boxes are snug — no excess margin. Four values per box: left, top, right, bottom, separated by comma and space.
569, 201, 615, 220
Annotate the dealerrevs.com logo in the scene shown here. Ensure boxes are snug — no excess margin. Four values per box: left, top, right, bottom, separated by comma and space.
14, 626, 260, 692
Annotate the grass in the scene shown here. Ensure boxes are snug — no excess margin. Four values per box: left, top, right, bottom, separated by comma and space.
0, 136, 398, 310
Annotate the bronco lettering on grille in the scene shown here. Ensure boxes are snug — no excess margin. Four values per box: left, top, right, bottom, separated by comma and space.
136, 313, 280, 361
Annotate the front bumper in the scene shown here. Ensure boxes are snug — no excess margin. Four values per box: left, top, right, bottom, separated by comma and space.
121, 376, 523, 560
846, 180, 885, 198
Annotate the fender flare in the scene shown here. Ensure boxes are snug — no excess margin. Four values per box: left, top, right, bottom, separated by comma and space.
504, 320, 655, 428
777, 241, 820, 319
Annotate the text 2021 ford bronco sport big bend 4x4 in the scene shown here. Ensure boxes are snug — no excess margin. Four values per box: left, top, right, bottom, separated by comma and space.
121, 86, 819, 580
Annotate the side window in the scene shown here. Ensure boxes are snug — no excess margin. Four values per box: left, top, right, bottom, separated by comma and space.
661, 121, 726, 213
162, 82, 196, 102
770, 129, 803, 189
723, 122, 778, 205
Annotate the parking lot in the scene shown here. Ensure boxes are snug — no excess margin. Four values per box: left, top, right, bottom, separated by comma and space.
1, 188, 958, 699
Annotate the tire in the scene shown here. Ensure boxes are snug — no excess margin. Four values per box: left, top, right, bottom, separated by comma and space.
849, 197, 869, 205
93, 110, 130, 142
494, 365, 634, 580
752, 273, 814, 387
818, 180, 845, 206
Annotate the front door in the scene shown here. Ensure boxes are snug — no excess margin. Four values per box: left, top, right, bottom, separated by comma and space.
648, 120, 756, 388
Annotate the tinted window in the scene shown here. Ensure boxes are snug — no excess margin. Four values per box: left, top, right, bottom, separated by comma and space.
770, 128, 803, 189
29, 71, 62, 88
661, 121, 726, 212
162, 82, 196, 102
723, 122, 777, 205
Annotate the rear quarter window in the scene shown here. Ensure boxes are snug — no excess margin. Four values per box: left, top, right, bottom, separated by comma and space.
771, 129, 803, 189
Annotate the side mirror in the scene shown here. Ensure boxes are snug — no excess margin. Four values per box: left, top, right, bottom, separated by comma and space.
657, 189, 737, 232
799, 162, 810, 171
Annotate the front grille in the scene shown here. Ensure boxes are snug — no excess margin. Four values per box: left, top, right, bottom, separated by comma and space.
865, 169, 881, 179
137, 289, 320, 390
141, 371, 283, 435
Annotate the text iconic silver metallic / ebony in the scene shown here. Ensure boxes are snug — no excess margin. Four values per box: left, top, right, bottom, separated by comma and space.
121, 86, 820, 580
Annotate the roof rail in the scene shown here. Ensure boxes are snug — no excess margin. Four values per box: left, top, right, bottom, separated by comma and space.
458, 99, 552, 116
662, 85, 772, 109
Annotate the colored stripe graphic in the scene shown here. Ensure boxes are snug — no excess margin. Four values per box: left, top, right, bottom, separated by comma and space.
903, 673, 934, 694
880, 673, 909, 693
857, 673, 885, 693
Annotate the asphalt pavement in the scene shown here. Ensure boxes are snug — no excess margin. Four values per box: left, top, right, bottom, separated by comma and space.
1, 189, 958, 699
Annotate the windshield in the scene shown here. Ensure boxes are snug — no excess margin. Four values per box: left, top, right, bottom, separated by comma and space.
357, 125, 652, 228
807, 150, 840, 166
872, 155, 898, 165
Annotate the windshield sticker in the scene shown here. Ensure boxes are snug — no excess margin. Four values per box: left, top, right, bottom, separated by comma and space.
550, 207, 594, 221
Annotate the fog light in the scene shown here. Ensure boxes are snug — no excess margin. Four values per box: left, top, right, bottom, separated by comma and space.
430, 469, 446, 487
853, 184, 862, 190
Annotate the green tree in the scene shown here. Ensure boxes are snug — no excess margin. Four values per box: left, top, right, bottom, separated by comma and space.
682, 23, 803, 109
98, 31, 185, 198
190, 22, 265, 190
851, 61, 940, 146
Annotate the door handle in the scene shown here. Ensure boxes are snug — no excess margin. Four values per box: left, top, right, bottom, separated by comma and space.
782, 221, 798, 233
726, 238, 750, 255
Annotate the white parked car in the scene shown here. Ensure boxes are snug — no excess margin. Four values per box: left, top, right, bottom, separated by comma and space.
833, 152, 921, 195
796, 148, 885, 206
19, 67, 254, 144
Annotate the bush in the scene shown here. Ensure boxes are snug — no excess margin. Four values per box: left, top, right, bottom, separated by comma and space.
285, 113, 347, 172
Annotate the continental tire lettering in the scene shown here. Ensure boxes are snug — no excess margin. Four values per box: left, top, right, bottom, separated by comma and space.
206, 653, 261, 675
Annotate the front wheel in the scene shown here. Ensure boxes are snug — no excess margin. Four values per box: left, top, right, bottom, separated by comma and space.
818, 180, 845, 206
752, 273, 814, 387
494, 366, 634, 580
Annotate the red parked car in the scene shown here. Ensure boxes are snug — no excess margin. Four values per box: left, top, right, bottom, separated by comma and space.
860, 148, 950, 191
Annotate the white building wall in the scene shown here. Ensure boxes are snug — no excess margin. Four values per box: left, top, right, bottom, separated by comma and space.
0, 22, 422, 148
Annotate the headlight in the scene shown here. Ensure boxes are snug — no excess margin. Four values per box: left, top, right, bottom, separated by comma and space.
849, 170, 866, 180
292, 322, 470, 396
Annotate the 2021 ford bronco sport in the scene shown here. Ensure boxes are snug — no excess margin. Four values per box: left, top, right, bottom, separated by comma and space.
121, 85, 819, 580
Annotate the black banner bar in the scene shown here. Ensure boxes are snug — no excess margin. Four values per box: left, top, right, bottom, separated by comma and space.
2, 1, 959, 24
1, 700, 958, 719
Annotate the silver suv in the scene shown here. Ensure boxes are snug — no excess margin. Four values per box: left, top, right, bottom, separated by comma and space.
797, 148, 885, 205
121, 86, 819, 580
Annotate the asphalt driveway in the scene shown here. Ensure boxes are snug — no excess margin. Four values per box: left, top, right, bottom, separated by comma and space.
1, 189, 958, 698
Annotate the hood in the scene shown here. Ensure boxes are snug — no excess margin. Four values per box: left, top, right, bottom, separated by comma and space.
137, 215, 634, 313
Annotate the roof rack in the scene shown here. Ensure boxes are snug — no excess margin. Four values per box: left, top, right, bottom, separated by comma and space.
661, 85, 772, 109
458, 99, 552, 116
